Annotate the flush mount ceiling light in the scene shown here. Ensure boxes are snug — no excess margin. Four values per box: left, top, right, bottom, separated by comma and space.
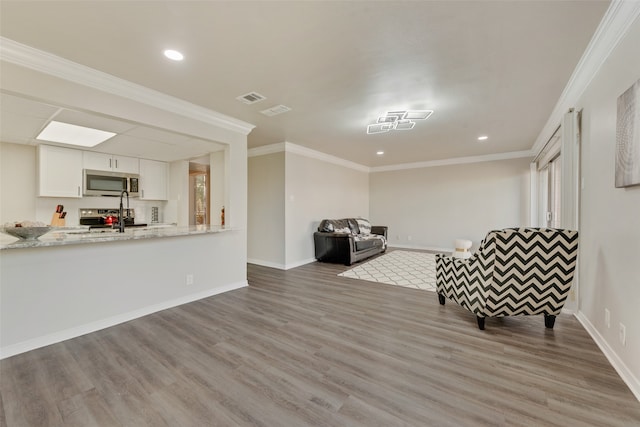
367, 110, 433, 134
163, 49, 184, 61
376, 151, 385, 155
36, 121, 116, 147
478, 135, 489, 141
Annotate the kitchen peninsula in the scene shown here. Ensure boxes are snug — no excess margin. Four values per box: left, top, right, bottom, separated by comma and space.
0, 223, 247, 360
0, 224, 230, 250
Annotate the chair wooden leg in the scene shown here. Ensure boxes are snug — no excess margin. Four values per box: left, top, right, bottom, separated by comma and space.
476, 316, 485, 330
438, 293, 445, 305
544, 314, 556, 329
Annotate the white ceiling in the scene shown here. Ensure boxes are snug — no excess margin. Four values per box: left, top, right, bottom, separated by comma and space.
0, 1, 610, 166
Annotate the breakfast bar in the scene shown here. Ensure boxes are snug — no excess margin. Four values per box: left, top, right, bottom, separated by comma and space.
0, 224, 231, 250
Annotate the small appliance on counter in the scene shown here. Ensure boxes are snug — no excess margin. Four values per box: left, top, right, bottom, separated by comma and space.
79, 208, 147, 230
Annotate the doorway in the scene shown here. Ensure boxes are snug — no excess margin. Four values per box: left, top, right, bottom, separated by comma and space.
189, 161, 210, 226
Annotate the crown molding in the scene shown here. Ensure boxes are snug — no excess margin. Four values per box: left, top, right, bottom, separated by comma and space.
370, 150, 534, 172
248, 142, 287, 158
248, 142, 370, 172
0, 37, 255, 136
249, 142, 533, 173
532, 0, 640, 155
283, 142, 370, 172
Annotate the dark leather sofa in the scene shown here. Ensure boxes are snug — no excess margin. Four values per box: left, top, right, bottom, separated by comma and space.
314, 218, 387, 265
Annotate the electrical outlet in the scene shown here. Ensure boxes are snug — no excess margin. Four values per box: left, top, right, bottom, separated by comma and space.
186, 274, 194, 285
619, 323, 626, 346
605, 308, 610, 328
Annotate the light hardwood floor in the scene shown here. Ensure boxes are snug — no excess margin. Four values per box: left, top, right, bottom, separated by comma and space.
2, 255, 640, 426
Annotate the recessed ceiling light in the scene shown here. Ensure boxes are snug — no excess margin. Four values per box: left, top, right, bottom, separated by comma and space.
36, 121, 116, 147
163, 49, 184, 61
376, 151, 385, 155
478, 135, 489, 141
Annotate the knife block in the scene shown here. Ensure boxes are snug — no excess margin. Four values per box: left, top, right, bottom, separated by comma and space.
51, 213, 66, 227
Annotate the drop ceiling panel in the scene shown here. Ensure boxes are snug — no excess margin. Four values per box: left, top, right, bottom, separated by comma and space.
125, 126, 193, 145
0, 111, 48, 144
184, 138, 226, 152
0, 92, 59, 118
91, 134, 174, 160
53, 109, 137, 134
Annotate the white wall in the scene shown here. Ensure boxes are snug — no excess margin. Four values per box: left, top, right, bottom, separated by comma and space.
370, 157, 531, 251
210, 150, 226, 226
0, 142, 36, 224
576, 16, 640, 395
169, 160, 189, 226
285, 151, 369, 268
247, 148, 369, 269
248, 152, 286, 267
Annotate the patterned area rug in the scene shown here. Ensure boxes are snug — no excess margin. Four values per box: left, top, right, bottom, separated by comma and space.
338, 250, 438, 292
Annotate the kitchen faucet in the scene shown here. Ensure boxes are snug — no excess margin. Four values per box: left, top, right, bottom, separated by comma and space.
118, 190, 129, 233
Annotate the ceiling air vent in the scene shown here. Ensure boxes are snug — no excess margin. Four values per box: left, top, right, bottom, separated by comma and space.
236, 92, 266, 105
260, 105, 292, 117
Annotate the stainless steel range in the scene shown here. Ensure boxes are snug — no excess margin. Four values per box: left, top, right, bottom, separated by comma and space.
79, 208, 147, 229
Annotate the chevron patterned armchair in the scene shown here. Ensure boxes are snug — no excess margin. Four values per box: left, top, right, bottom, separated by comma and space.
436, 228, 579, 330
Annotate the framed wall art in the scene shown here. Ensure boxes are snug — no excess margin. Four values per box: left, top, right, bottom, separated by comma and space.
616, 78, 640, 188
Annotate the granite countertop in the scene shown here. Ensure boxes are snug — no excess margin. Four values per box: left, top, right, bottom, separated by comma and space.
0, 224, 232, 250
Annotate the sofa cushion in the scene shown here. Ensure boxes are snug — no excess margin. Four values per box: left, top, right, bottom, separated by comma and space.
356, 218, 371, 235
334, 227, 352, 234
354, 235, 384, 251
319, 219, 352, 233
347, 218, 360, 235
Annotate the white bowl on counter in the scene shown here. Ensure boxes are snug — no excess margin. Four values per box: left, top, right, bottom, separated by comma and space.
1, 226, 52, 240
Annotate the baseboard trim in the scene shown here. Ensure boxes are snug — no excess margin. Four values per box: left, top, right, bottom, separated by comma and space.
0, 280, 248, 360
575, 311, 640, 402
248, 257, 316, 270
285, 258, 316, 270
247, 258, 286, 270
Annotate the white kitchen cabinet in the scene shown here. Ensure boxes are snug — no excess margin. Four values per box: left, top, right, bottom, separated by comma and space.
83, 151, 139, 173
139, 159, 168, 200
37, 145, 83, 198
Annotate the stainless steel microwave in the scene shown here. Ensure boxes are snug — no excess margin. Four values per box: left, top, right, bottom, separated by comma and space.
83, 169, 140, 197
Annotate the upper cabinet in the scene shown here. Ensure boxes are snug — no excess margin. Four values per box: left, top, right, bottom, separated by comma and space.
83, 152, 139, 174
37, 145, 83, 198
139, 159, 168, 200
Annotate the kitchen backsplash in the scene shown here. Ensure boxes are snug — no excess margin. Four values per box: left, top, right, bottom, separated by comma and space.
35, 197, 168, 226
